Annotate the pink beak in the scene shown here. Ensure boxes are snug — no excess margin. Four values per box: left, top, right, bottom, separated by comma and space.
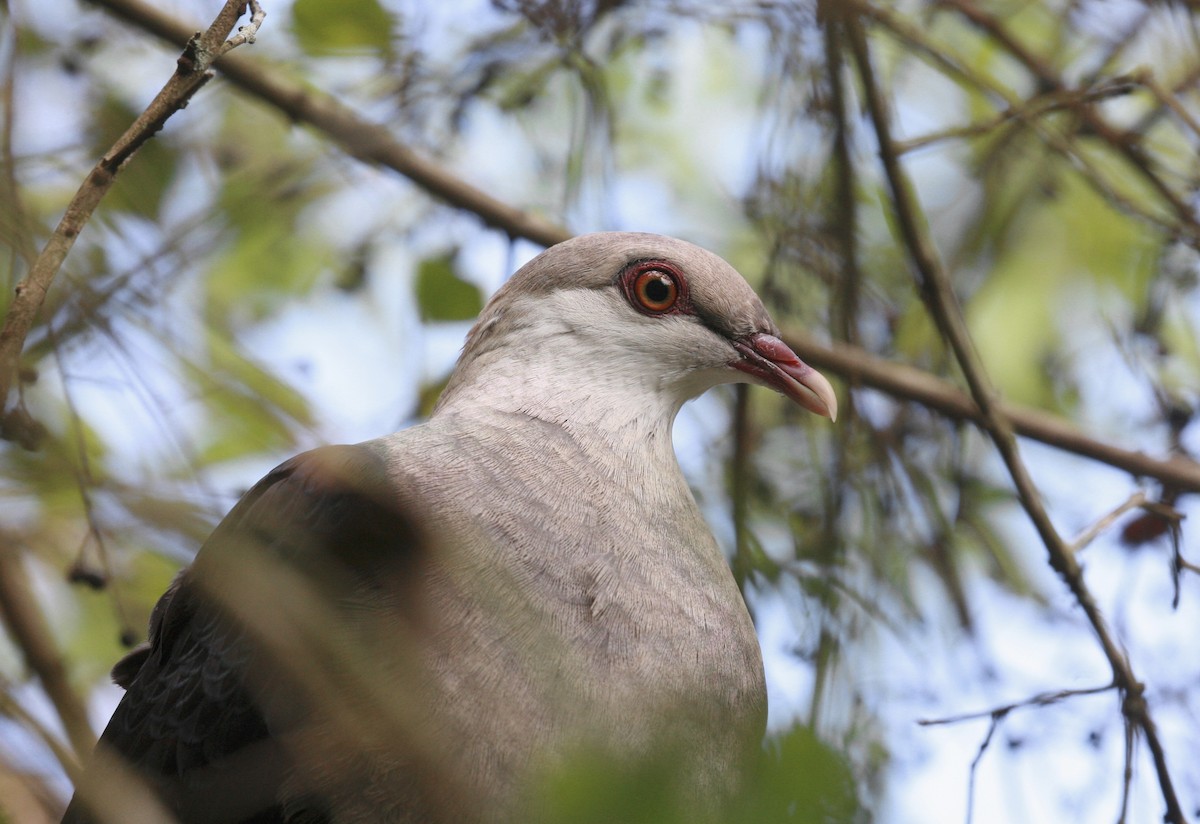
730, 333, 838, 421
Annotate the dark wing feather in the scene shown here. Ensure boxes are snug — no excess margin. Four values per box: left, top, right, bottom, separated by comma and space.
62, 444, 425, 824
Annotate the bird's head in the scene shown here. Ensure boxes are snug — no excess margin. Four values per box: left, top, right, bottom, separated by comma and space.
437, 232, 837, 425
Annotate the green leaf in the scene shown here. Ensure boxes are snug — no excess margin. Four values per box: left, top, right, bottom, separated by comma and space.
415, 253, 484, 322
291, 0, 394, 57
205, 155, 332, 327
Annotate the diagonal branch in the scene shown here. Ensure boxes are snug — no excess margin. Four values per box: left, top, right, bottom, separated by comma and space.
783, 332, 1200, 494
0, 0, 263, 441
0, 537, 94, 762
84, 0, 573, 250
845, 15, 1186, 824
937, 0, 1200, 245
0, 0, 262, 771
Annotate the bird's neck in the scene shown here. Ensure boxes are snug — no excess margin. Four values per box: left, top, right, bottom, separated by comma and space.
434, 346, 689, 475
438, 373, 681, 456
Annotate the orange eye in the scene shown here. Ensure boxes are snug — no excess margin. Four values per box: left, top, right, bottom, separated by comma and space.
632, 269, 679, 313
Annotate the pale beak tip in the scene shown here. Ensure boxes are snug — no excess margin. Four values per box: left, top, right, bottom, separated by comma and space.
804, 368, 839, 423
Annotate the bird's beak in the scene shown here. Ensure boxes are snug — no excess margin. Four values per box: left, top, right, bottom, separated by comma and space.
730, 333, 838, 422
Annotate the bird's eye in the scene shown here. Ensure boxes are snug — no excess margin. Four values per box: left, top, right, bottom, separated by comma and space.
624, 263, 682, 314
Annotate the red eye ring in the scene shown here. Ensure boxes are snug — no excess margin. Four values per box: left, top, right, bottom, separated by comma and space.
622, 261, 684, 315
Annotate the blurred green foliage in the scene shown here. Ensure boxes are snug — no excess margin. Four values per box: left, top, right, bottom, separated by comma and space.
0, 0, 1198, 821
415, 252, 484, 321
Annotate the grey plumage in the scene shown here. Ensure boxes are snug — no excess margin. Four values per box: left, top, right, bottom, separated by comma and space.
63, 232, 836, 823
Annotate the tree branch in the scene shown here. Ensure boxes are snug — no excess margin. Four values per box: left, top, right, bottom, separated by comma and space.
783, 333, 1200, 494
0, 541, 94, 762
0, 0, 263, 442
853, 0, 1189, 240
0, 0, 262, 775
937, 0, 1200, 246
845, 16, 1186, 824
84, 0, 573, 251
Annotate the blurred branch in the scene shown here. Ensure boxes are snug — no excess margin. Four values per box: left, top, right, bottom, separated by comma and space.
68, 746, 180, 824
937, 0, 1200, 245
729, 384, 755, 587
917, 683, 1116, 727
85, 0, 573, 250
783, 333, 1200, 494
1135, 69, 1200, 142
0, 0, 263, 445
0, 540, 94, 761
0, 678, 82, 781
854, 0, 1189, 240
845, 15, 1187, 824
895, 77, 1138, 154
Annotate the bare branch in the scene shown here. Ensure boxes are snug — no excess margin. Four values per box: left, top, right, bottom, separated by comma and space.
918, 683, 1118, 824
0, 0, 262, 785
783, 333, 1200, 494
0, 0, 263, 441
845, 14, 1187, 824
1069, 492, 1149, 555
917, 684, 1117, 727
964, 715, 998, 824
0, 538, 95, 761
84, 0, 573, 250
895, 78, 1138, 154
853, 0, 1192, 242
220, 0, 266, 55
1135, 68, 1200, 143
1119, 721, 1134, 824
937, 0, 1200, 245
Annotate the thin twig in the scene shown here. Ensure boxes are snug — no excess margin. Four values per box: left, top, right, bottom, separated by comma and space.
1118, 720, 1134, 824
220, 0, 265, 55
845, 15, 1186, 824
895, 79, 1138, 154
1069, 492, 1149, 555
0, 0, 262, 440
853, 0, 1188, 240
49, 324, 139, 643
84, 0, 573, 250
937, 0, 1200, 245
1135, 68, 1200, 142
917, 683, 1120, 824
917, 684, 1117, 727
964, 714, 999, 824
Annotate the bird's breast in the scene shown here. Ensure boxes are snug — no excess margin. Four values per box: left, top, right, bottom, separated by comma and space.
374, 418, 767, 818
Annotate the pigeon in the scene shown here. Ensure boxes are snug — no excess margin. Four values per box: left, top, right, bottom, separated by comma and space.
63, 232, 837, 823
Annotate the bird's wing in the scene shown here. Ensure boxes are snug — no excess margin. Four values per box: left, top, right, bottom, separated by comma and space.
63, 444, 426, 824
